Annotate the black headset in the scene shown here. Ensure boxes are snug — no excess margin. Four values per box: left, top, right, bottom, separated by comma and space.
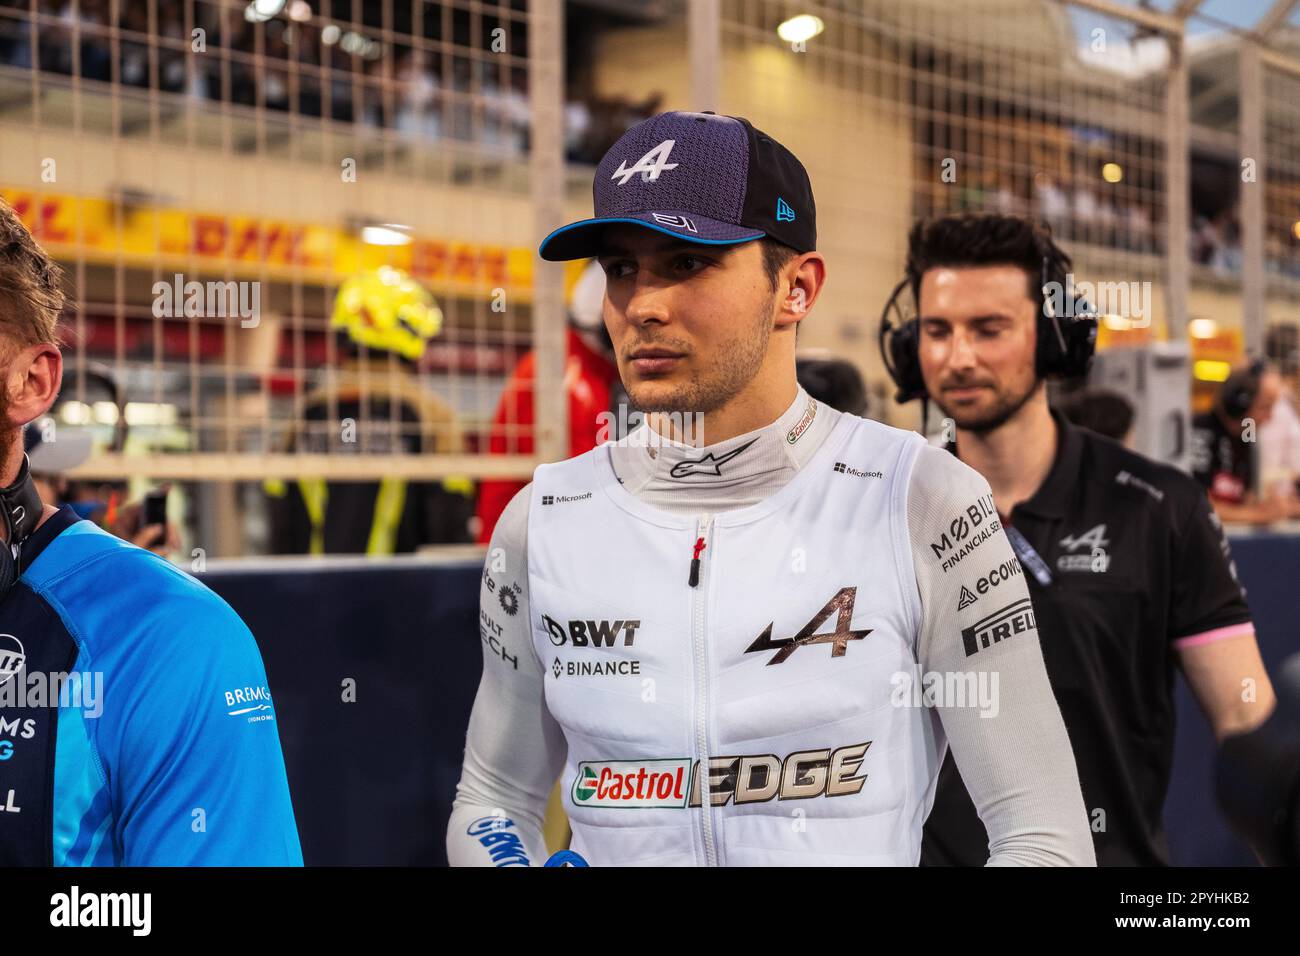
0, 454, 47, 603
878, 250, 1098, 403
1219, 358, 1268, 419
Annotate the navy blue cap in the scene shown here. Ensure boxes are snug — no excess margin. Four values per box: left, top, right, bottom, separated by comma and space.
538, 111, 816, 261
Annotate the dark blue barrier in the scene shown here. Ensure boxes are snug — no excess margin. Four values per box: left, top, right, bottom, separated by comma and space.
200, 532, 1299, 866
200, 555, 482, 866
1164, 532, 1300, 865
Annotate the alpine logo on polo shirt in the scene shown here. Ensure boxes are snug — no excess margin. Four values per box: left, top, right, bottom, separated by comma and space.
1057, 523, 1111, 573
670, 438, 759, 478
611, 140, 679, 185
962, 598, 1036, 657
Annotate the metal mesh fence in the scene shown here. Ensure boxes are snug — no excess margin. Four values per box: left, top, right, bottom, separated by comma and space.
0, 0, 1297, 553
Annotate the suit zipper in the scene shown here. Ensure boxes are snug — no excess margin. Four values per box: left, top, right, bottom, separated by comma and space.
690, 513, 717, 866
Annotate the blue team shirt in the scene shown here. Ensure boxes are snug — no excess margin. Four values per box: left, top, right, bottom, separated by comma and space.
0, 506, 303, 865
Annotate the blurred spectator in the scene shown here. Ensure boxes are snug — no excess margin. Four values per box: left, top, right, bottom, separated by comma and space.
1033, 173, 1069, 236
1060, 388, 1136, 446
475, 260, 618, 544
565, 95, 592, 162
1191, 360, 1300, 524
795, 353, 869, 417
1261, 326, 1300, 503
395, 49, 442, 139
24, 419, 179, 556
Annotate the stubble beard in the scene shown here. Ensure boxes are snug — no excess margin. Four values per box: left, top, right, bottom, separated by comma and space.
936, 374, 1040, 435
624, 293, 775, 417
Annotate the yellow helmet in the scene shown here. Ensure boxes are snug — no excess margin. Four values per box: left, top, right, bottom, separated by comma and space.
331, 266, 443, 361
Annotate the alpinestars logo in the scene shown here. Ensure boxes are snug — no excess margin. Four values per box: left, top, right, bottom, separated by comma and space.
670, 438, 759, 478
962, 598, 1036, 657
957, 586, 977, 610
745, 587, 870, 665
611, 140, 679, 185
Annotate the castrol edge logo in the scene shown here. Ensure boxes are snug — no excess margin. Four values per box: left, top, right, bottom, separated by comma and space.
572, 742, 871, 809
574, 759, 692, 808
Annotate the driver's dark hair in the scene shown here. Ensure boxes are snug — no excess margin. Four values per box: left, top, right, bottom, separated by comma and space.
759, 236, 798, 292
904, 213, 1071, 313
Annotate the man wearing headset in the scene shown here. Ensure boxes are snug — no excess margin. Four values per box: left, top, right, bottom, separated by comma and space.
0, 200, 302, 865
1191, 360, 1299, 524
881, 213, 1277, 865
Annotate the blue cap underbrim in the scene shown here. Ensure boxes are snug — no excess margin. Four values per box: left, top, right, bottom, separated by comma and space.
537, 214, 765, 261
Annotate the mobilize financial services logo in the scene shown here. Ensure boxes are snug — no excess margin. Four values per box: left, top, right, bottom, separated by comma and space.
930, 494, 1000, 573
572, 743, 871, 808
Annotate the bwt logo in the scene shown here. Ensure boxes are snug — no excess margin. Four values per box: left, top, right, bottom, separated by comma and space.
542, 614, 641, 648
962, 598, 1036, 657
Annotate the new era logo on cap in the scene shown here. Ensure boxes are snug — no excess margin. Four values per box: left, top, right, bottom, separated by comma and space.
538, 111, 816, 261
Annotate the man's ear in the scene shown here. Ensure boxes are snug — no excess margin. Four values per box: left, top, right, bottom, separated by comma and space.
777, 252, 826, 328
5, 344, 63, 427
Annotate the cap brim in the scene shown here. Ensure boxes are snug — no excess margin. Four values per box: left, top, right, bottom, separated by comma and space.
538, 214, 765, 261
28, 430, 94, 474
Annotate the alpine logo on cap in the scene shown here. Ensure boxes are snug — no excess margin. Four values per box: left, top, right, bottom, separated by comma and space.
776, 196, 796, 222
611, 140, 680, 185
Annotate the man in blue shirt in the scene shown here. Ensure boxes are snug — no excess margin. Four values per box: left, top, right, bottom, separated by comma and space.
0, 198, 302, 865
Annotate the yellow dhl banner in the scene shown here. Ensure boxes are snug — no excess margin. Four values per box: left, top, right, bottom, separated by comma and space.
0, 186, 583, 301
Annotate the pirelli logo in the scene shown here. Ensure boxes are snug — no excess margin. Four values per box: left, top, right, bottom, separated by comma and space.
961, 598, 1036, 657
